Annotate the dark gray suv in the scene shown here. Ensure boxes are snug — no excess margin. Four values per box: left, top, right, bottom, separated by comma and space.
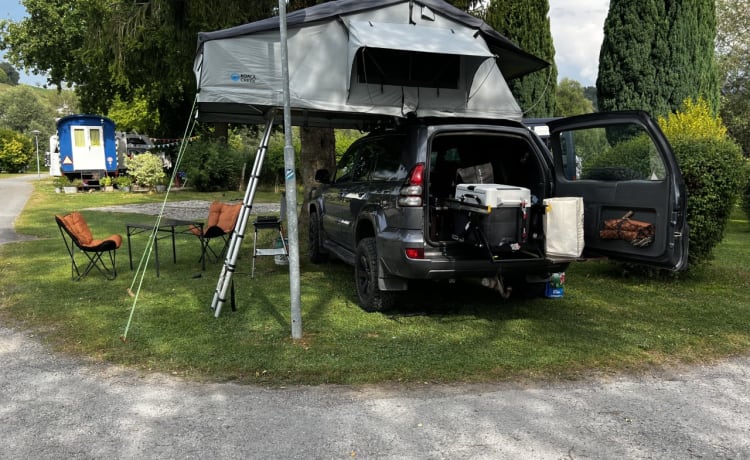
308, 112, 688, 311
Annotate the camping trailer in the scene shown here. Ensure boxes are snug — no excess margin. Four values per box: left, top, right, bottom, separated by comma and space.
52, 114, 118, 180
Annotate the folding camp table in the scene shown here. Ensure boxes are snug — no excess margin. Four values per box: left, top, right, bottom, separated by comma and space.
126, 219, 203, 277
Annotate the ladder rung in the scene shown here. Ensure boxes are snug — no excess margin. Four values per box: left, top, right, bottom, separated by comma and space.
255, 248, 287, 256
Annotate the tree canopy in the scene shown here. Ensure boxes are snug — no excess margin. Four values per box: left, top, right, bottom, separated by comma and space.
0, 62, 19, 85
716, 0, 750, 156
0, 0, 278, 137
555, 78, 594, 117
482, 0, 556, 117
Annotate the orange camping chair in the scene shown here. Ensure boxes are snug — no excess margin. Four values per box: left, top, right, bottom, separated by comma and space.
190, 201, 242, 266
55, 212, 122, 280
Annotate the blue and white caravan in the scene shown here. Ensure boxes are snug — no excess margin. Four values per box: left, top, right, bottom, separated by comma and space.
50, 114, 117, 180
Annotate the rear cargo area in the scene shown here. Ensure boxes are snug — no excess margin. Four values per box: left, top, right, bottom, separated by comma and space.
426, 131, 547, 260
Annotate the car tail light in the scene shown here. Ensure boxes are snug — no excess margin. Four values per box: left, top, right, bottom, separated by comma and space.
404, 247, 424, 259
398, 163, 425, 207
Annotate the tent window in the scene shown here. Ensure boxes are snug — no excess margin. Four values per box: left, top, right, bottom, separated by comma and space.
356, 48, 459, 89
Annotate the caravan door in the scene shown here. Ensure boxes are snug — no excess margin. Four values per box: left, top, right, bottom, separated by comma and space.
548, 111, 688, 271
70, 125, 106, 171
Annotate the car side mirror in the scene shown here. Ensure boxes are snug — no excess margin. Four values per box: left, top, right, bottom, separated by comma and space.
315, 169, 331, 183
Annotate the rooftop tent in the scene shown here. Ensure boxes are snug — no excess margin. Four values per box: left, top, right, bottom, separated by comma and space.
194, 0, 549, 127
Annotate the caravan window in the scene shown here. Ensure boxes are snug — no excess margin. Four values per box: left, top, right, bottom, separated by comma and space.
73, 129, 86, 147
90, 129, 102, 147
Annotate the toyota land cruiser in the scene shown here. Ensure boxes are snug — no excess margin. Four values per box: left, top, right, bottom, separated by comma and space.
308, 111, 687, 311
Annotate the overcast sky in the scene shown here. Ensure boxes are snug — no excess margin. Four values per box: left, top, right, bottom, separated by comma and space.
548, 0, 610, 87
3, 0, 611, 88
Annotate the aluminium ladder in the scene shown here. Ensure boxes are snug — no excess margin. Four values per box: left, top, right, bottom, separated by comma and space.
211, 114, 276, 317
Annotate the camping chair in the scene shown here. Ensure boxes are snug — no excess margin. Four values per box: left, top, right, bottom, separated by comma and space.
55, 212, 123, 281
190, 201, 242, 267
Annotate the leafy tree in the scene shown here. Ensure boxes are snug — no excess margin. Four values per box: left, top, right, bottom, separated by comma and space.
716, 0, 750, 157
0, 67, 8, 85
555, 78, 594, 116
0, 128, 33, 172
0, 62, 20, 85
181, 137, 245, 192
598, 0, 719, 117
482, 0, 556, 116
0, 0, 278, 135
108, 91, 159, 134
0, 85, 55, 135
583, 86, 598, 111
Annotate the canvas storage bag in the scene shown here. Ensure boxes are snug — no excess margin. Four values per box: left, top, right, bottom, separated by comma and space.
543, 197, 584, 260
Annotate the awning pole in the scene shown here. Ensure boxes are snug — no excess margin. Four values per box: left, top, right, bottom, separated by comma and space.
279, 0, 303, 340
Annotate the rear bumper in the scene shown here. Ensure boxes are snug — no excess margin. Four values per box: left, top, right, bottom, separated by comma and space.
376, 229, 568, 281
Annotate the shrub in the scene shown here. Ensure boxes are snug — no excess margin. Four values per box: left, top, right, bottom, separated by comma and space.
114, 176, 132, 189
181, 138, 244, 192
262, 130, 301, 187
0, 128, 32, 172
125, 152, 166, 189
658, 98, 745, 267
743, 161, 750, 221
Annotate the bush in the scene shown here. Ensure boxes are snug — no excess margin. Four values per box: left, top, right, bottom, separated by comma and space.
658, 98, 746, 267
742, 161, 750, 221
0, 128, 32, 172
125, 153, 166, 189
181, 138, 244, 192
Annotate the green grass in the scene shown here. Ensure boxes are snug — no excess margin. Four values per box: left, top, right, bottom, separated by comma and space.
2, 177, 750, 385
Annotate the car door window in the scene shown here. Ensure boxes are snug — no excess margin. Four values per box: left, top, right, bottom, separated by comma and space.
335, 147, 364, 183
370, 135, 406, 182
558, 123, 666, 182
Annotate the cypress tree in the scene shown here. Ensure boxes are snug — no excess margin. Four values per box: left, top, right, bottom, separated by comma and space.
662, 0, 720, 113
597, 0, 667, 114
482, 0, 557, 117
598, 0, 720, 117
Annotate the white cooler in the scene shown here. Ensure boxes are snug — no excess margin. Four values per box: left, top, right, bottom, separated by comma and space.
452, 184, 531, 251
455, 184, 531, 207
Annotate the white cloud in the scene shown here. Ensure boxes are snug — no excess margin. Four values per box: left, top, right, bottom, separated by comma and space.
548, 0, 610, 87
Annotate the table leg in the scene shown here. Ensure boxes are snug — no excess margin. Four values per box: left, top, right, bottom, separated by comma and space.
171, 226, 177, 264
127, 226, 134, 271
154, 232, 160, 277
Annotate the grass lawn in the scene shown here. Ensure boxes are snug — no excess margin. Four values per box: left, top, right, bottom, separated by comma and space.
2, 178, 749, 385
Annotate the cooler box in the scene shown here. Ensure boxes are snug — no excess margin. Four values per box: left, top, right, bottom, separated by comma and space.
452, 184, 530, 251
455, 184, 531, 208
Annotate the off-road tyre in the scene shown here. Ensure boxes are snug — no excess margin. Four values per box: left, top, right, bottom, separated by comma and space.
308, 211, 328, 264
355, 237, 395, 312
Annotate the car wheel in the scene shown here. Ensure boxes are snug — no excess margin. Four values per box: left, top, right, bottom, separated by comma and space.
308, 211, 328, 264
355, 237, 394, 312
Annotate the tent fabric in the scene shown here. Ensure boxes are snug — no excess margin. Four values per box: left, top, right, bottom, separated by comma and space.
196, 0, 548, 80
194, 0, 549, 127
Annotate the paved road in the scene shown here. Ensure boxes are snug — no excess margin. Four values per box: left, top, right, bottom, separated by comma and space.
1, 175, 749, 459
0, 174, 37, 244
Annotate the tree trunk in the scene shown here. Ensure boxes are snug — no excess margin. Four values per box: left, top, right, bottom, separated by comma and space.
299, 127, 336, 220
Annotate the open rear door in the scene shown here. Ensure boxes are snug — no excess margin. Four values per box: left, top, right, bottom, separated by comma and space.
548, 111, 688, 271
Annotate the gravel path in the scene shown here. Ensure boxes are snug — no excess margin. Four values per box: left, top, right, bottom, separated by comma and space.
86, 200, 281, 221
